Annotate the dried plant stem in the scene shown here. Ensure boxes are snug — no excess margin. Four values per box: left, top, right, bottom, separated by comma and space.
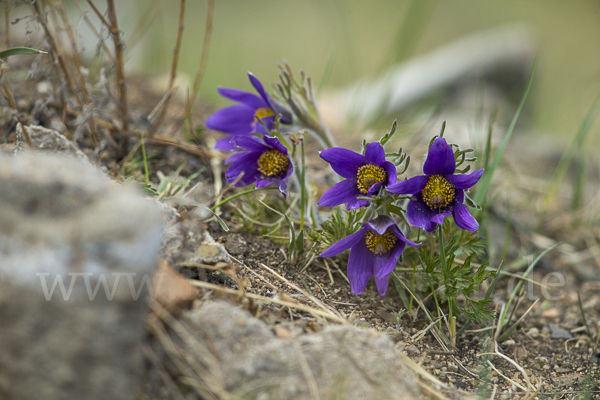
47, 102, 210, 159
1, 69, 32, 147
72, 0, 116, 63
106, 0, 129, 131
185, 0, 214, 127
56, 0, 97, 145
4, 2, 9, 48
149, 0, 185, 136
187, 279, 347, 324
32, 0, 83, 107
85, 0, 110, 31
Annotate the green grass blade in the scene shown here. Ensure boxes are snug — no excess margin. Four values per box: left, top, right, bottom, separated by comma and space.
0, 47, 46, 58
473, 57, 537, 206
204, 208, 229, 232
541, 91, 600, 212
500, 244, 558, 326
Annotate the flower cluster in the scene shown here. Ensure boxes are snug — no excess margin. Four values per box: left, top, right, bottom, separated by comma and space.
206, 72, 293, 197
206, 70, 484, 298
317, 137, 483, 295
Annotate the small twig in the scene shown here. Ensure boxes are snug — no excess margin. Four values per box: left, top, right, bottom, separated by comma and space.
149, 0, 186, 136
257, 262, 344, 321
106, 0, 128, 131
56, 0, 97, 146
187, 279, 347, 324
486, 360, 526, 391
1, 67, 32, 147
4, 2, 9, 48
46, 102, 211, 159
72, 0, 116, 63
32, 0, 83, 107
185, 0, 214, 129
85, 0, 111, 30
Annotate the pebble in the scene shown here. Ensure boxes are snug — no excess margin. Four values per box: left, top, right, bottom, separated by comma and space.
549, 323, 573, 339
542, 308, 560, 318
527, 327, 540, 338
405, 345, 420, 356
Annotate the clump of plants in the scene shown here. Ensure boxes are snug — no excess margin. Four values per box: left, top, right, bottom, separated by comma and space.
207, 62, 497, 343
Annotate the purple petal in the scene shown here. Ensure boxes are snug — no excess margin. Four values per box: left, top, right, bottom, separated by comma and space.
225, 152, 260, 186
263, 135, 289, 155
431, 213, 447, 225
251, 115, 276, 135
452, 190, 479, 231
407, 197, 437, 232
383, 160, 398, 185
319, 147, 365, 179
217, 87, 265, 109
386, 175, 428, 195
215, 136, 239, 151
278, 179, 289, 198
224, 151, 246, 164
367, 180, 384, 196
346, 198, 370, 210
205, 105, 255, 135
320, 229, 366, 258
390, 226, 421, 248
372, 242, 405, 278
346, 241, 373, 295
363, 215, 395, 235
248, 72, 273, 108
230, 135, 269, 152
374, 275, 391, 296
364, 142, 386, 164
317, 179, 361, 208
447, 169, 484, 189
423, 137, 455, 176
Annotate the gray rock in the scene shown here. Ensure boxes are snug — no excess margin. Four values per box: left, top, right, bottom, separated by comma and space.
0, 152, 163, 400
161, 217, 231, 282
15, 124, 89, 162
163, 301, 420, 400
549, 323, 573, 339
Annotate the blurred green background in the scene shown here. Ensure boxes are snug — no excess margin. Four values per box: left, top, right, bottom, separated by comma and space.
125, 0, 600, 140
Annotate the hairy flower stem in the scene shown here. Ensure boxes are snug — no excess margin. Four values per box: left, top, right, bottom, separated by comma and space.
438, 224, 453, 343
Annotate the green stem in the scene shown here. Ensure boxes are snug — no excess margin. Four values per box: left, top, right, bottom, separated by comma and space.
299, 139, 306, 232
438, 224, 448, 281
210, 187, 275, 211
140, 132, 150, 185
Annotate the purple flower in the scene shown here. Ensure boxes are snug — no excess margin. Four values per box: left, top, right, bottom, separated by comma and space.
321, 215, 420, 295
224, 135, 293, 197
206, 72, 291, 151
386, 137, 484, 232
317, 142, 397, 210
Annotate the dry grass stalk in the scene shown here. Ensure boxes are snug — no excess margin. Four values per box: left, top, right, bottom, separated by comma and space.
147, 302, 231, 400
257, 262, 345, 320
185, 0, 214, 127
187, 279, 347, 324
56, 0, 97, 145
149, 0, 186, 136
32, 0, 83, 107
105, 0, 128, 131
1, 67, 32, 147
3, 2, 9, 48
71, 0, 116, 63
46, 101, 211, 159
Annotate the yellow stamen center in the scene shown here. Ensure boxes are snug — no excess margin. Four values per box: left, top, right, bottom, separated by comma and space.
421, 175, 455, 209
356, 164, 387, 194
254, 107, 275, 121
365, 228, 397, 254
257, 149, 289, 176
